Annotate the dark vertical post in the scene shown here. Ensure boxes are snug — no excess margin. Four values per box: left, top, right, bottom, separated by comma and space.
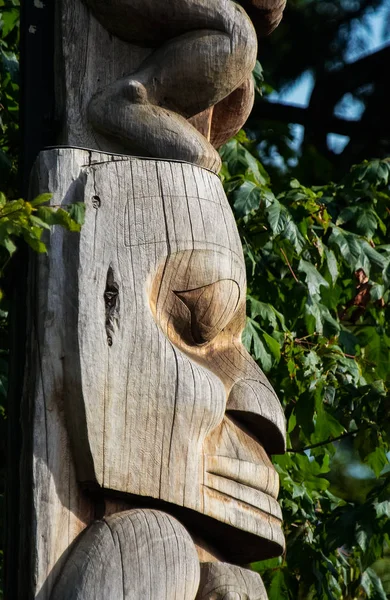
5, 2, 54, 597
20, 0, 56, 187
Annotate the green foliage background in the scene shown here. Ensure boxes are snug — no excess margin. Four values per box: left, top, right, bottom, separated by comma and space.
0, 0, 19, 195
0, 1, 20, 591
221, 133, 390, 599
1, 1, 390, 599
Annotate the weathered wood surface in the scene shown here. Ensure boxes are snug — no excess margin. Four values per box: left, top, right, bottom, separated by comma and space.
56, 0, 285, 171
56, 0, 151, 150
85, 0, 256, 171
197, 562, 267, 599
51, 510, 269, 600
38, 149, 285, 532
25, 149, 285, 596
20, 0, 291, 597
23, 150, 98, 599
240, 0, 286, 36
57, 0, 258, 171
51, 510, 201, 600
51, 509, 269, 599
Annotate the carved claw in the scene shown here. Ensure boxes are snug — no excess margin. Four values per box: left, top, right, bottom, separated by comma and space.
84, 0, 257, 171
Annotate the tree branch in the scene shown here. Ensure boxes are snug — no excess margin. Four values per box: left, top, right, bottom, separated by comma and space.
304, 45, 390, 150
250, 100, 362, 137
286, 430, 358, 453
249, 46, 390, 149
280, 247, 299, 283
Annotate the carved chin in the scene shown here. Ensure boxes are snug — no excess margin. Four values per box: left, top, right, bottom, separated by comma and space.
198, 415, 285, 560
201, 484, 284, 559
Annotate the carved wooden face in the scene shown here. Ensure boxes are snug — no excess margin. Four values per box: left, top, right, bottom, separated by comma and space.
68, 156, 285, 561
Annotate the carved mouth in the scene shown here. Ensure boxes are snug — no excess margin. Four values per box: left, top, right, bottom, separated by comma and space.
204, 456, 282, 520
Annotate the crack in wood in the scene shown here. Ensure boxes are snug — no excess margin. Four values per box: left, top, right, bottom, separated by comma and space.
104, 266, 119, 346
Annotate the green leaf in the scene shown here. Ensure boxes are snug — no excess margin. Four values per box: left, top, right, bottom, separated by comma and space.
233, 180, 262, 216
337, 205, 379, 240
29, 215, 51, 230
2, 235, 16, 255
30, 193, 52, 207
266, 199, 304, 252
289, 178, 301, 189
314, 407, 345, 444
267, 569, 289, 600
361, 240, 386, 271
35, 206, 60, 226
328, 226, 362, 268
242, 318, 273, 371
266, 199, 287, 236
252, 556, 282, 573
324, 246, 338, 284
354, 160, 390, 187
304, 296, 340, 336
361, 567, 387, 600
375, 500, 390, 519
357, 326, 390, 381
1, 48, 19, 82
36, 206, 82, 232
67, 202, 86, 226
0, 199, 23, 217
252, 60, 264, 95
370, 284, 384, 301
366, 447, 389, 478
55, 207, 82, 232
247, 296, 286, 330
220, 137, 269, 184
298, 259, 329, 298
0, 8, 19, 37
356, 208, 379, 240
356, 525, 368, 552
263, 331, 281, 362
22, 232, 46, 253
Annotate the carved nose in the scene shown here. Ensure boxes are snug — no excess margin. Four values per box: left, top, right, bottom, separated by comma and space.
227, 378, 286, 454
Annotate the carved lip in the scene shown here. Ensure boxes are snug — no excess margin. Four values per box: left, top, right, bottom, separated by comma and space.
204, 456, 282, 520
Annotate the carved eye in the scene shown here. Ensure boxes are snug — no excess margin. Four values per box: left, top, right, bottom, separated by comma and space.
174, 279, 240, 345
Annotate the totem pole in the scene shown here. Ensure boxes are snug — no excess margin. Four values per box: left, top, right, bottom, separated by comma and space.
20, 0, 286, 597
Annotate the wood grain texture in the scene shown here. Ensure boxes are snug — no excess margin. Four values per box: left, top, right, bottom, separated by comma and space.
51, 510, 201, 600
56, 0, 151, 150
209, 78, 255, 149
25, 0, 289, 593
57, 0, 286, 170
239, 0, 286, 37
197, 562, 267, 599
57, 0, 259, 171
24, 150, 97, 599
84, 0, 257, 171
50, 508, 269, 599
188, 78, 256, 150
27, 149, 285, 581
